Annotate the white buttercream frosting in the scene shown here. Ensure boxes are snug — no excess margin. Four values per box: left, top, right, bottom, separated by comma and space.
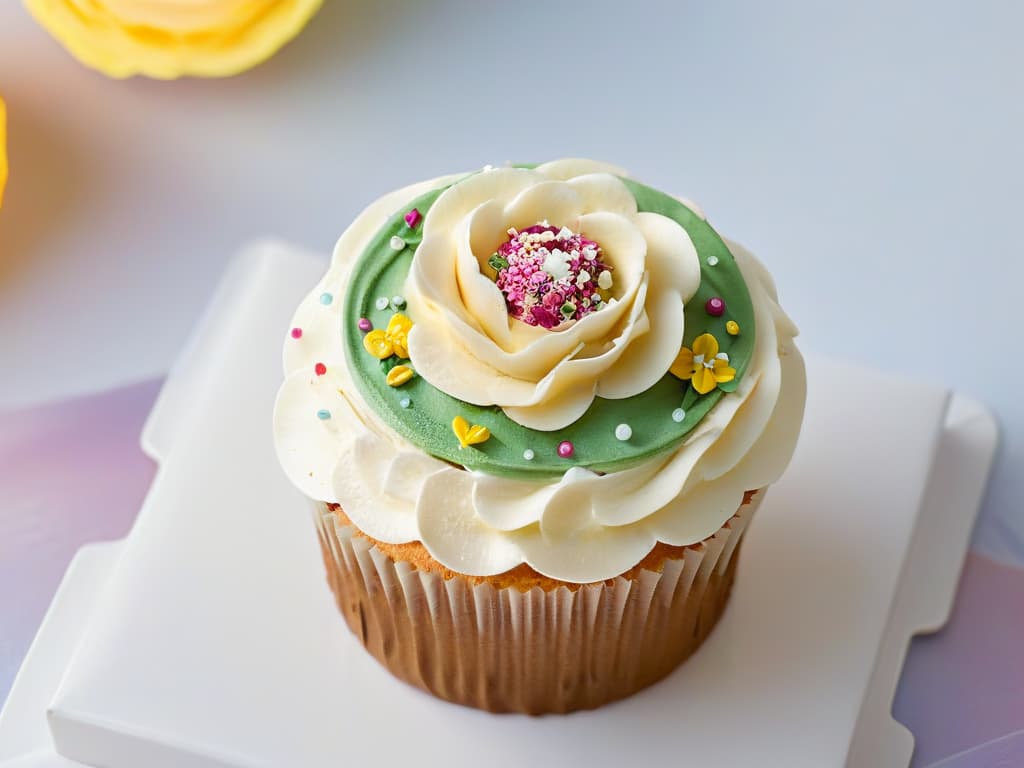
406, 162, 701, 431
273, 160, 805, 584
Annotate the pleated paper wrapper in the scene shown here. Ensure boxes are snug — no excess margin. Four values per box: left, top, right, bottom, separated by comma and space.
314, 492, 761, 714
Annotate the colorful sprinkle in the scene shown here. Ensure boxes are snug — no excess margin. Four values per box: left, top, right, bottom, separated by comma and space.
523, 448, 535, 461
290, 327, 303, 339
375, 296, 390, 311
316, 409, 331, 421
314, 363, 327, 376
357, 317, 373, 332
399, 397, 411, 409
319, 292, 334, 306
707, 255, 720, 267
557, 440, 575, 458
726, 320, 740, 336
672, 408, 686, 423
705, 296, 726, 317
404, 208, 422, 228
614, 423, 633, 441
452, 415, 490, 449
385, 364, 414, 387
389, 235, 406, 251
391, 295, 406, 309
491, 224, 612, 330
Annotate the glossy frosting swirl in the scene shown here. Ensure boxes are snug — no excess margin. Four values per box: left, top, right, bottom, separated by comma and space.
274, 160, 805, 583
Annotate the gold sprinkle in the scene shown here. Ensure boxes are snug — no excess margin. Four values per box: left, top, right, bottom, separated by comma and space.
726, 320, 740, 336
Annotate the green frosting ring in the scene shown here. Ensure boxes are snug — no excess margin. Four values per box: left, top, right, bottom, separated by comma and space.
342, 175, 756, 480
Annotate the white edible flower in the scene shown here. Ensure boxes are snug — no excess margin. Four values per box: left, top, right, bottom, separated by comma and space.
542, 248, 572, 280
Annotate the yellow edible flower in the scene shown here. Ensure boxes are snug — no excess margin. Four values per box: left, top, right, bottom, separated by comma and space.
363, 313, 413, 360
23, 0, 322, 80
452, 416, 490, 449
385, 364, 414, 387
670, 333, 736, 395
0, 98, 6, 208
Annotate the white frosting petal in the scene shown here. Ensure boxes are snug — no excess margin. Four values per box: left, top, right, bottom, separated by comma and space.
518, 520, 656, 584
416, 469, 526, 576
505, 180, 584, 230
568, 173, 639, 217
535, 158, 629, 180
272, 161, 806, 584
455, 205, 515, 345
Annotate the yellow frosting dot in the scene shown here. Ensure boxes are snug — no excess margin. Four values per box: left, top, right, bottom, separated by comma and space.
726, 320, 740, 336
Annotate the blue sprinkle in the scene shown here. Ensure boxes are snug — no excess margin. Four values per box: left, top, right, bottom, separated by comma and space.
399, 397, 411, 409
319, 292, 334, 306
317, 409, 332, 420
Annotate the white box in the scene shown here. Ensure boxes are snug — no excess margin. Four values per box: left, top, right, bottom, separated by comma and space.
0, 242, 997, 767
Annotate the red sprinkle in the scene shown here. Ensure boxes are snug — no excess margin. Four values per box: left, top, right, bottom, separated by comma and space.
315, 363, 327, 376
290, 327, 303, 339
404, 208, 422, 228
557, 440, 575, 458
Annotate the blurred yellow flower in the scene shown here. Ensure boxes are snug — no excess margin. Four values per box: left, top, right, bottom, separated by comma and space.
0, 98, 6, 208
24, 0, 323, 79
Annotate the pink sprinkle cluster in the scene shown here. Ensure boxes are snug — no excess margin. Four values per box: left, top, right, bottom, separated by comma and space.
492, 224, 612, 330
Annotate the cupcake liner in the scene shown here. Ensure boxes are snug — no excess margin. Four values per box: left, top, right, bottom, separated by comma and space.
314, 492, 762, 714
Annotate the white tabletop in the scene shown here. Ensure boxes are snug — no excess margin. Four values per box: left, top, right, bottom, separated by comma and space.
0, 0, 1021, 563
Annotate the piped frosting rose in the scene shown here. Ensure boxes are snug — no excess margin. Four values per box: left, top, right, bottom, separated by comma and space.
404, 161, 702, 431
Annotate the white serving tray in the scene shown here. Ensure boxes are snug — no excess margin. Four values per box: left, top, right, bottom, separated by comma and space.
0, 241, 997, 768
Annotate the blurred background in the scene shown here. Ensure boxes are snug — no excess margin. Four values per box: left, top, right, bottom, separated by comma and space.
1, 1, 1022, 765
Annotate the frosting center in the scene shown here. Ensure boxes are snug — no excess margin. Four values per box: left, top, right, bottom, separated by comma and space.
489, 224, 613, 330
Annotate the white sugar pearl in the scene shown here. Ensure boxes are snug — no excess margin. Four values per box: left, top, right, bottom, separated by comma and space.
707, 255, 719, 266
614, 423, 632, 441
523, 449, 535, 461
672, 408, 686, 423
391, 295, 406, 309
389, 235, 406, 251
375, 296, 390, 311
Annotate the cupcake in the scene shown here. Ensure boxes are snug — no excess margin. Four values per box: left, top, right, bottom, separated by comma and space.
274, 160, 806, 714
